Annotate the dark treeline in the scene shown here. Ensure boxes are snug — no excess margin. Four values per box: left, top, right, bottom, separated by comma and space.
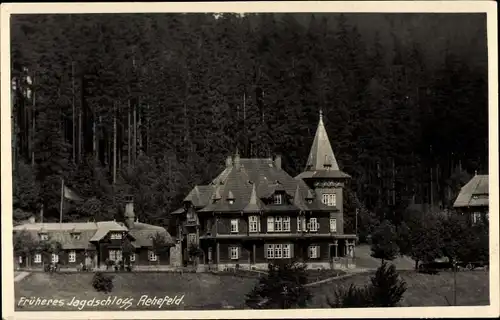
11, 13, 488, 236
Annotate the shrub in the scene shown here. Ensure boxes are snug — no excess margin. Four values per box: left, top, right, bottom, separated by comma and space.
245, 261, 311, 309
328, 261, 407, 308
370, 261, 407, 307
92, 272, 114, 293
328, 284, 373, 308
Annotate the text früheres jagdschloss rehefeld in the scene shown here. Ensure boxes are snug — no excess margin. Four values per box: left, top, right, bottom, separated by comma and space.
17, 295, 185, 310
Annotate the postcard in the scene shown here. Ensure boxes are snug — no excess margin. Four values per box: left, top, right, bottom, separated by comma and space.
1, 1, 498, 319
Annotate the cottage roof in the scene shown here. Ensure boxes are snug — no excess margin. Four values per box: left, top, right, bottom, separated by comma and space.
13, 220, 173, 249
453, 174, 489, 208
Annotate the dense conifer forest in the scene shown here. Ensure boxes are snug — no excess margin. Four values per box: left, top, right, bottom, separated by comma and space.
10, 13, 488, 237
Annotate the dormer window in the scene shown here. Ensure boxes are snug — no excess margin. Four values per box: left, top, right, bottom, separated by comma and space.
71, 232, 81, 240
227, 190, 235, 205
110, 232, 123, 240
273, 194, 283, 205
39, 233, 49, 241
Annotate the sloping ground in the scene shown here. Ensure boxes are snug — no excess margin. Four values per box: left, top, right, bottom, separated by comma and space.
355, 244, 416, 270
15, 272, 258, 310
309, 270, 490, 307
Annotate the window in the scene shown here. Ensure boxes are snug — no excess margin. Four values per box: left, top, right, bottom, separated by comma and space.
249, 216, 260, 233
309, 218, 319, 232
51, 253, 59, 263
322, 193, 336, 206
148, 250, 158, 262
297, 216, 306, 232
230, 219, 239, 233
230, 247, 239, 260
283, 244, 291, 258
109, 249, 123, 262
266, 245, 274, 258
274, 216, 283, 231
275, 244, 283, 258
308, 246, 320, 259
266, 244, 292, 259
34, 253, 42, 263
267, 216, 274, 232
110, 232, 123, 240
267, 216, 290, 232
68, 250, 76, 263
228, 199, 235, 205
187, 211, 196, 222
130, 254, 136, 262
71, 233, 81, 240
188, 233, 197, 244
472, 212, 482, 224
330, 218, 337, 232
273, 194, 283, 205
283, 217, 291, 232
40, 233, 49, 241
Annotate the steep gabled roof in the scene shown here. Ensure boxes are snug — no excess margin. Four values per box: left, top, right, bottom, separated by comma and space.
453, 174, 489, 208
198, 158, 312, 213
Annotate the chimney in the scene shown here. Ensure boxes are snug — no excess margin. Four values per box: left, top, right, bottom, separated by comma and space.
274, 154, 282, 170
233, 151, 241, 170
28, 216, 36, 224
226, 155, 233, 167
124, 195, 135, 229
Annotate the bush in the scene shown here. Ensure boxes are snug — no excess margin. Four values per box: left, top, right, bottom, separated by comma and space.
328, 261, 407, 308
245, 261, 312, 309
92, 272, 114, 293
329, 284, 373, 308
370, 261, 407, 307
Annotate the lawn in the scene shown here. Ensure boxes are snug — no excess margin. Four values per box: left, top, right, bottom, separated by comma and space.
15, 272, 258, 311
309, 270, 490, 307
15, 269, 489, 310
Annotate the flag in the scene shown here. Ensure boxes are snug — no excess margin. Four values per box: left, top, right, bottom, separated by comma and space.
63, 185, 83, 202
60, 178, 84, 224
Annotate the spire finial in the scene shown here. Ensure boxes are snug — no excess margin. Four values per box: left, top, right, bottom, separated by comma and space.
319, 109, 323, 121
475, 170, 478, 176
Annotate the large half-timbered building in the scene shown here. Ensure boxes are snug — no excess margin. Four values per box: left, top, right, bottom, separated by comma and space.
172, 111, 357, 270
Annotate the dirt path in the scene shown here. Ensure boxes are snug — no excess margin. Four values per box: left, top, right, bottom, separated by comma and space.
14, 271, 30, 282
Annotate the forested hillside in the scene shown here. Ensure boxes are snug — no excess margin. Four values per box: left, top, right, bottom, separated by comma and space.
10, 13, 488, 236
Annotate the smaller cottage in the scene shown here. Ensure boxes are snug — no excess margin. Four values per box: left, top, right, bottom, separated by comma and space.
453, 174, 489, 225
13, 197, 174, 269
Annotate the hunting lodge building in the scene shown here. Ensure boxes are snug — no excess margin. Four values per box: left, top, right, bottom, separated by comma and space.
172, 111, 358, 270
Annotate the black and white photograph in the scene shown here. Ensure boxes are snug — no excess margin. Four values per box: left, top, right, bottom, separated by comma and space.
1, 1, 498, 319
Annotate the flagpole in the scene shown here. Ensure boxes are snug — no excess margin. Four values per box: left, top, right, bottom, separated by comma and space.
60, 178, 64, 225
40, 203, 44, 223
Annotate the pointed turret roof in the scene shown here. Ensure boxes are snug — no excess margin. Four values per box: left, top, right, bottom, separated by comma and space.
296, 110, 351, 180
305, 109, 339, 171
